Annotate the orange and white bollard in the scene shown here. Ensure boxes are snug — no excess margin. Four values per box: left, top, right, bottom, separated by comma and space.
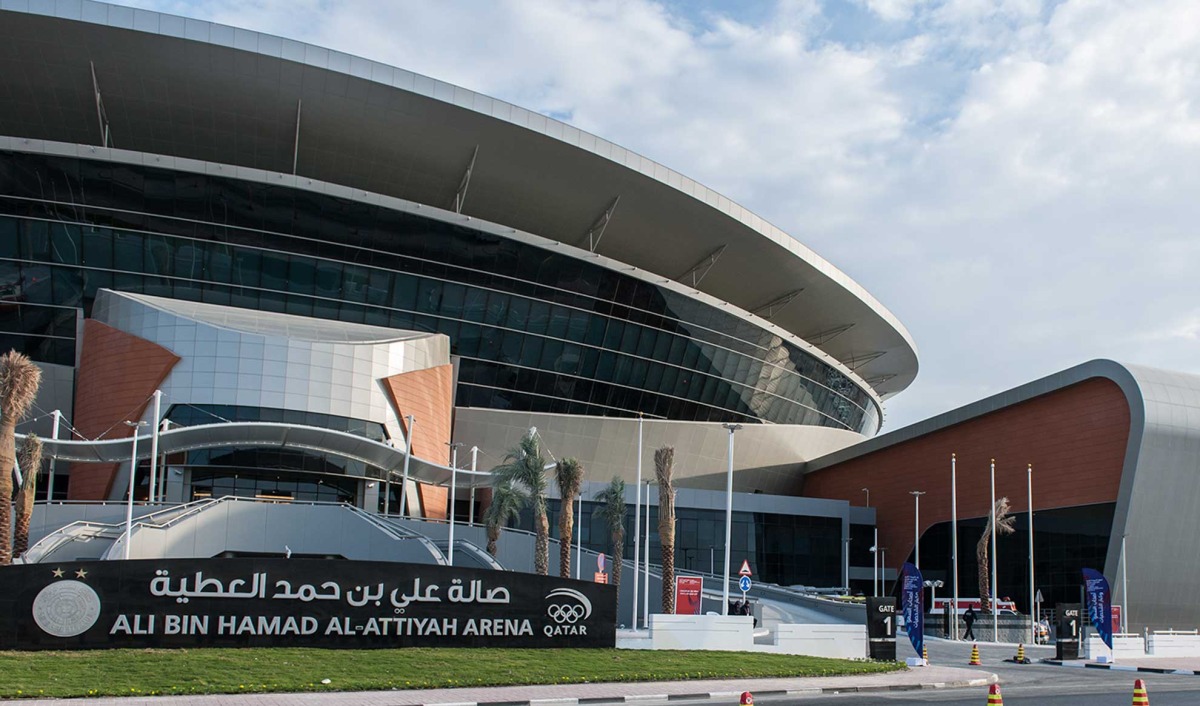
1132, 679, 1149, 706
987, 683, 1003, 706
970, 643, 982, 665
740, 692, 754, 706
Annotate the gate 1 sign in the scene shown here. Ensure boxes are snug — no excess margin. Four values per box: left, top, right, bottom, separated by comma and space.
0, 558, 617, 650
675, 576, 703, 615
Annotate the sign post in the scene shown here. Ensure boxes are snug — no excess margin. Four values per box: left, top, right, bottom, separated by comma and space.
867, 596, 897, 660
1056, 602, 1081, 660
675, 576, 703, 615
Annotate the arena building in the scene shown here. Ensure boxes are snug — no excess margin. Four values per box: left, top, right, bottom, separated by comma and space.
6, 2, 1196, 633
0, 0, 910, 591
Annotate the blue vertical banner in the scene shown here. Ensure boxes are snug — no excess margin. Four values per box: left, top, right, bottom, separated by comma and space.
1082, 568, 1113, 649
900, 562, 924, 658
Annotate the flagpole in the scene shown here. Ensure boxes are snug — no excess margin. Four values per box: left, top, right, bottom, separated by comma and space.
991, 458, 998, 641
1027, 463, 1035, 644
951, 453, 959, 640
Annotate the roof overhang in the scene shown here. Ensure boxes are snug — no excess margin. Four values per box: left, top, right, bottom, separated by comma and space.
18, 422, 491, 488
0, 1, 918, 399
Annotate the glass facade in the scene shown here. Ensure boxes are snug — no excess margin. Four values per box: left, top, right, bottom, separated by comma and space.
165, 404, 389, 442
916, 503, 1115, 612
0, 151, 878, 431
514, 499, 844, 588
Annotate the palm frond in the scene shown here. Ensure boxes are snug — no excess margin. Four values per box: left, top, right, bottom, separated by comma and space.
0, 350, 42, 423
18, 433, 42, 491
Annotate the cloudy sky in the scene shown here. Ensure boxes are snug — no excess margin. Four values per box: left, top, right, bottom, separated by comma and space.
123, 0, 1200, 432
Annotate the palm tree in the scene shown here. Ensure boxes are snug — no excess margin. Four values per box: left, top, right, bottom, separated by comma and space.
554, 457, 584, 579
977, 496, 1016, 612
484, 481, 525, 559
655, 446, 677, 614
490, 432, 550, 573
14, 433, 43, 559
594, 476, 626, 591
0, 350, 42, 565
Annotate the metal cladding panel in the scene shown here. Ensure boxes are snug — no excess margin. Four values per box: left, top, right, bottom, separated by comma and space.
1111, 365, 1200, 631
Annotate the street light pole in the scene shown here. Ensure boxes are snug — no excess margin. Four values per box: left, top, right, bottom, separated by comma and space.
1027, 463, 1035, 643
880, 547, 888, 594
951, 453, 959, 639
633, 413, 643, 630
873, 527, 879, 596
122, 419, 149, 560
576, 490, 583, 580
861, 487, 869, 507
843, 537, 851, 590
469, 446, 478, 526
721, 423, 741, 614
446, 442, 463, 566
148, 390, 162, 504
990, 458, 999, 641
1122, 533, 1129, 634
47, 409, 62, 501
643, 479, 651, 627
910, 490, 925, 568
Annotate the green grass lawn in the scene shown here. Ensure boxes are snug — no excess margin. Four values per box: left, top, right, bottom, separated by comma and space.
0, 647, 903, 699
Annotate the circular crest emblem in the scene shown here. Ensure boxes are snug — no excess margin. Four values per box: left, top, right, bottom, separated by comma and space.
32, 580, 102, 638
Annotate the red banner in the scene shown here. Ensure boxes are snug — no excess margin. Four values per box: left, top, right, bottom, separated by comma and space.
675, 576, 703, 615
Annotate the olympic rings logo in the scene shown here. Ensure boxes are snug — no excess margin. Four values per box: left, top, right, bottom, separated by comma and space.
545, 588, 592, 625
548, 603, 587, 623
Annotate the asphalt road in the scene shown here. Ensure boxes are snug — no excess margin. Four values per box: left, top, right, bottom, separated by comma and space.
679, 639, 1199, 705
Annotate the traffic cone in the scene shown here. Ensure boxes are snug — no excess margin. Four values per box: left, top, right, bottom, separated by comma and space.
987, 684, 1003, 706
970, 643, 982, 665
1132, 679, 1148, 706
1014, 643, 1027, 664
740, 692, 754, 705
923, 645, 929, 662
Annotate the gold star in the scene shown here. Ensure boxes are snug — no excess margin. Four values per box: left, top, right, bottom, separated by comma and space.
51, 568, 64, 578
75, 568, 88, 579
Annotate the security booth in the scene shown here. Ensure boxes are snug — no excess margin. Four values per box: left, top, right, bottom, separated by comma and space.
1056, 603, 1081, 660
867, 596, 897, 660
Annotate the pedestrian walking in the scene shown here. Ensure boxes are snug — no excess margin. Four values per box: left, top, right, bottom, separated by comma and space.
963, 606, 977, 640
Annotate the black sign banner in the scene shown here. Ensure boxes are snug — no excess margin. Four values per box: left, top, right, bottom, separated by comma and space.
0, 558, 617, 650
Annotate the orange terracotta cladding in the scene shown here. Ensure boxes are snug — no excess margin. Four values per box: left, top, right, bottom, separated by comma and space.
382, 364, 454, 518
803, 377, 1131, 567
419, 483, 449, 521
69, 320, 180, 500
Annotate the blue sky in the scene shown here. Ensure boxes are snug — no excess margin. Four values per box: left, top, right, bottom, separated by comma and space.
121, 0, 1200, 432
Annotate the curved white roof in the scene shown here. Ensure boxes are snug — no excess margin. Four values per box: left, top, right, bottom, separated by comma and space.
0, 0, 919, 398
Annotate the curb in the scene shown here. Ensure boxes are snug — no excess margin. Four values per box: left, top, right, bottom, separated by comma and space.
451, 676, 999, 706
1042, 659, 1200, 676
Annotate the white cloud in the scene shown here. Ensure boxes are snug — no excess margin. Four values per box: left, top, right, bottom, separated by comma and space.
119, 0, 1200, 431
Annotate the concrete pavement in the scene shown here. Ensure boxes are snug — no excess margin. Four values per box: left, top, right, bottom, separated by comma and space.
11, 666, 997, 706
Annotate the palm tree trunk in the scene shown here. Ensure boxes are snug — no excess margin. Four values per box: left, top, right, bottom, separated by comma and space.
660, 515, 675, 614
0, 417, 16, 565
655, 447, 676, 614
611, 530, 624, 591
534, 509, 550, 575
13, 514, 31, 558
14, 434, 42, 559
487, 525, 500, 558
977, 534, 990, 612
559, 498, 574, 579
